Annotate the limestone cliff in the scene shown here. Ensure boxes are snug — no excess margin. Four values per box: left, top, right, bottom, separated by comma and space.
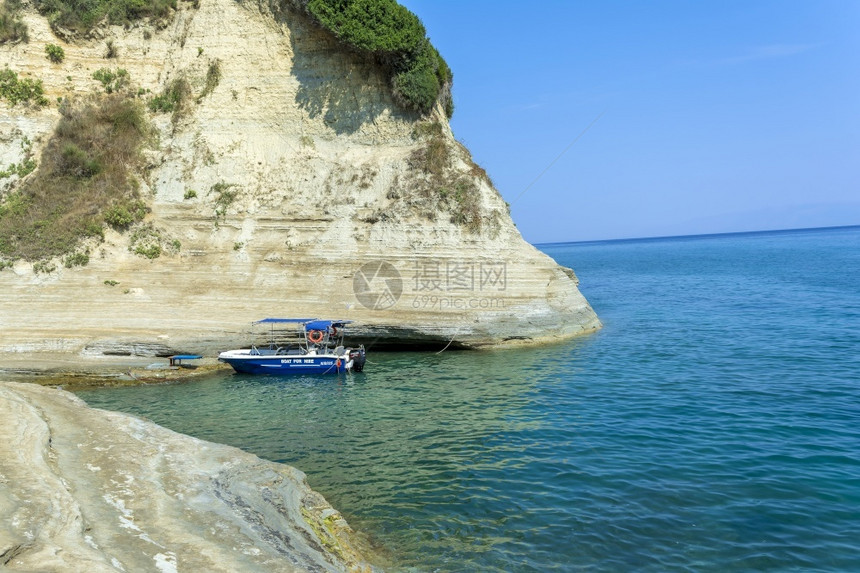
0, 0, 600, 357
0, 381, 371, 571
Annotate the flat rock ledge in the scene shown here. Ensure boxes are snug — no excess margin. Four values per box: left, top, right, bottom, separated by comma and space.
0, 381, 372, 572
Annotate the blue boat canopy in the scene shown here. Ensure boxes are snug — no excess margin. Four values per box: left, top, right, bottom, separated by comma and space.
253, 318, 353, 330
253, 318, 316, 324
304, 319, 353, 331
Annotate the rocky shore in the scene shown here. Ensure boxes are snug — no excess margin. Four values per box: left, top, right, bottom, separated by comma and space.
0, 381, 372, 572
0, 354, 233, 390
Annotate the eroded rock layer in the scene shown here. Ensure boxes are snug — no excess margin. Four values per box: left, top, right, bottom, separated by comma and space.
0, 0, 600, 356
0, 381, 369, 572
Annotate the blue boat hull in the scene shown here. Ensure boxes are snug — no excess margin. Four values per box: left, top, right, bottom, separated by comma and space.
220, 355, 348, 375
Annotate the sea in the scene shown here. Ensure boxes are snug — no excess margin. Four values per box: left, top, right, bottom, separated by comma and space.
76, 225, 860, 572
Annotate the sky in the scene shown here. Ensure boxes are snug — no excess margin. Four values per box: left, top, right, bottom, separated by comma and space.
398, 1, 860, 243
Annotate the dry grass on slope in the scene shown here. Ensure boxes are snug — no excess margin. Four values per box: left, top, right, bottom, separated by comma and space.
0, 94, 150, 262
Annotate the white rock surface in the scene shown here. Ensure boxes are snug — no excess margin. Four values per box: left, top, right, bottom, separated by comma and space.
0, 0, 600, 356
0, 381, 370, 572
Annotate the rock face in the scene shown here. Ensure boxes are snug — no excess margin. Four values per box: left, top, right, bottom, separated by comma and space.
0, 381, 370, 572
0, 0, 600, 357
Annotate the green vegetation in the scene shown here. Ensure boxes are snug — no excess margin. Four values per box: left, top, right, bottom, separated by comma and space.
104, 39, 117, 59
45, 43, 65, 63
93, 68, 129, 94
128, 224, 179, 259
0, 158, 36, 179
58, 143, 102, 177
0, 1, 28, 44
103, 200, 146, 229
63, 249, 89, 268
306, 0, 423, 53
32, 260, 56, 274
301, 0, 453, 117
183, 188, 197, 199
104, 279, 119, 286
411, 121, 447, 175
467, 154, 493, 187
0, 136, 36, 183
406, 121, 482, 232
129, 225, 161, 258
441, 178, 480, 230
33, 0, 177, 36
0, 94, 150, 261
210, 181, 237, 223
0, 68, 49, 107
197, 59, 221, 103
134, 243, 161, 259
148, 76, 190, 123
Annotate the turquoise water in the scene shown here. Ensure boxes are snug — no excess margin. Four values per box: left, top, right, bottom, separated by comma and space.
76, 226, 860, 571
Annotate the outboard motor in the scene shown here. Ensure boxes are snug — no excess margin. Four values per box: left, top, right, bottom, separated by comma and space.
349, 346, 366, 373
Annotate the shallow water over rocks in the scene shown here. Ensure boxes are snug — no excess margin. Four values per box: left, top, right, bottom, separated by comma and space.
78, 227, 860, 571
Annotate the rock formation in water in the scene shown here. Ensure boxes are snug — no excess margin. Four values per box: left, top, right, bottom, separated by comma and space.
0, 0, 600, 357
0, 380, 370, 571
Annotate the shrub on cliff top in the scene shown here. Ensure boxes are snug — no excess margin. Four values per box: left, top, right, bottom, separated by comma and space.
306, 0, 424, 54
302, 0, 453, 117
390, 39, 450, 115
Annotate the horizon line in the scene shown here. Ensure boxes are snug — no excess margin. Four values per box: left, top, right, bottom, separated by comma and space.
535, 224, 860, 247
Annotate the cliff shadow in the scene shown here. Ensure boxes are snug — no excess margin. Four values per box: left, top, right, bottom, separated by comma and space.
272, 5, 416, 135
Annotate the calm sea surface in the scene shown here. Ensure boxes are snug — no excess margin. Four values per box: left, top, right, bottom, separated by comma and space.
76, 226, 860, 572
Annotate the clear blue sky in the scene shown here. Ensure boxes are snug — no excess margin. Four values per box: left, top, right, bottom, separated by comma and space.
399, 1, 860, 243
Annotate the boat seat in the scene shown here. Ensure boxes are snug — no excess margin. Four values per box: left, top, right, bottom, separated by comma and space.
334, 346, 344, 355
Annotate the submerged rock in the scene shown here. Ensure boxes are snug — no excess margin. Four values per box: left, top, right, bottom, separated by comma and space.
0, 381, 370, 572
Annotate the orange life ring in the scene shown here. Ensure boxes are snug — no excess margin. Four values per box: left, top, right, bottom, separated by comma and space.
331, 326, 338, 337
308, 329, 324, 344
